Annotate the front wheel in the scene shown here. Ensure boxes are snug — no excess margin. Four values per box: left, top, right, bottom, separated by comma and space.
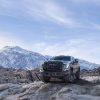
41, 76, 50, 83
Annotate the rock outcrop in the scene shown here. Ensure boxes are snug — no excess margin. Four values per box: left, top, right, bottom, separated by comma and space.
0, 80, 100, 100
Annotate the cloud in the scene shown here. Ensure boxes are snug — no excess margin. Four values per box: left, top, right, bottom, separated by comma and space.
0, 0, 78, 27
31, 39, 100, 64
0, 0, 13, 7
90, 23, 100, 30
0, 36, 19, 49
0, 0, 23, 18
24, 0, 77, 27
0, 0, 100, 64
0, 0, 99, 29
0, 31, 100, 64
71, 0, 100, 4
72, 0, 100, 3
22, 0, 100, 29
0, 31, 26, 49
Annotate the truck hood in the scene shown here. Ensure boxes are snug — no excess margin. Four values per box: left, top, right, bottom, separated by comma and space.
47, 60, 71, 65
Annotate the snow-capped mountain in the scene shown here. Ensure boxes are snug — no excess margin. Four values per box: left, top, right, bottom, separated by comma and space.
0, 46, 47, 70
0, 46, 99, 70
79, 59, 100, 70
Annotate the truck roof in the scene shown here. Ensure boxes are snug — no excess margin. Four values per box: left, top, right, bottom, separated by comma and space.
51, 56, 74, 61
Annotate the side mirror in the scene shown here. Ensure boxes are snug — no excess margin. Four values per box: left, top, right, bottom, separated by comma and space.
74, 59, 78, 63
71, 61, 75, 65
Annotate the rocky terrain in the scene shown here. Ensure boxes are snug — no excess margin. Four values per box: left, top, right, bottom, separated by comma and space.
0, 67, 100, 84
0, 67, 40, 84
0, 67, 100, 100
81, 67, 100, 76
0, 46, 100, 100
0, 79, 100, 100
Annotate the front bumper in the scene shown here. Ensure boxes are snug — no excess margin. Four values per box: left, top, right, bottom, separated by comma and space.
41, 71, 69, 78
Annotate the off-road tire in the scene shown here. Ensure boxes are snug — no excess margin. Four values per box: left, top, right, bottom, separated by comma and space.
63, 76, 68, 83
75, 68, 80, 80
42, 76, 50, 83
68, 74, 75, 83
68, 67, 75, 83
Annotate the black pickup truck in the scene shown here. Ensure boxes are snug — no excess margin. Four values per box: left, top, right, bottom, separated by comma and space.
40, 56, 80, 83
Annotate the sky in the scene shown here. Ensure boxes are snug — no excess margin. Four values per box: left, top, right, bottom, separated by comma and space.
0, 0, 100, 63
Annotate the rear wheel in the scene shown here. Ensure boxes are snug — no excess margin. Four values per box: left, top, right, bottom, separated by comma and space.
68, 73, 75, 83
75, 68, 80, 80
68, 68, 75, 83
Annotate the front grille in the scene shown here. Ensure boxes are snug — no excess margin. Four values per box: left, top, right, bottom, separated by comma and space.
43, 61, 63, 72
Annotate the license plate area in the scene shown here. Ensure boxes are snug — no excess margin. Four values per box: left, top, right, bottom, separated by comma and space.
45, 72, 63, 76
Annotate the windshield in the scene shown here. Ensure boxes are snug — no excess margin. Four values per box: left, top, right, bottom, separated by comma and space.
51, 56, 71, 61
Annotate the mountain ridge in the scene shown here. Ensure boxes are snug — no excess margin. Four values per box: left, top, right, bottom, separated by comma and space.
0, 46, 99, 70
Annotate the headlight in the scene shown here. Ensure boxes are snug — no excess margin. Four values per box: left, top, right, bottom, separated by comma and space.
63, 64, 69, 71
40, 67, 44, 72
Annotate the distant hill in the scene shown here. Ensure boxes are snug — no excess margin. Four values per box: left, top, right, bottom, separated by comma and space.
0, 46, 46, 70
0, 46, 99, 70
79, 59, 100, 70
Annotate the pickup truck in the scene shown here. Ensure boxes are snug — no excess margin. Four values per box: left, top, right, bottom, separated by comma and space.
40, 56, 80, 83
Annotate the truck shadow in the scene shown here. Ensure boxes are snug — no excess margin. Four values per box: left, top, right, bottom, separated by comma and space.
75, 79, 94, 86
47, 79, 94, 86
